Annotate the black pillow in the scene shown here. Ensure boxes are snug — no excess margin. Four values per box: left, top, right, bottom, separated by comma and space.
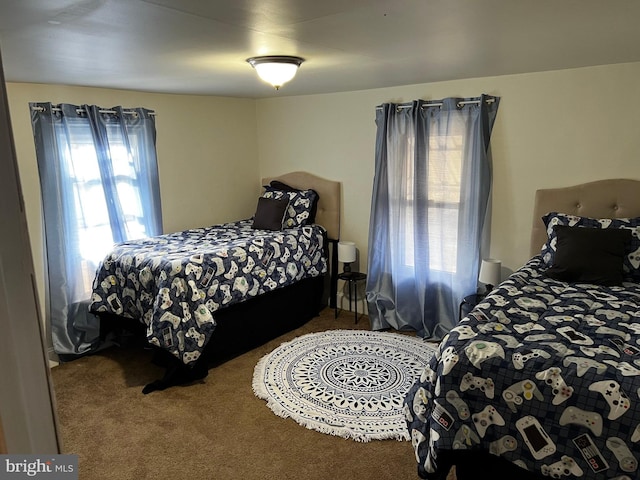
252, 196, 289, 231
269, 180, 299, 192
268, 180, 320, 224
545, 225, 631, 286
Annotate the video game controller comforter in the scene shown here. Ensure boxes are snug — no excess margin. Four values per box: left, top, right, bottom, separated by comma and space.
89, 220, 327, 365
404, 256, 640, 479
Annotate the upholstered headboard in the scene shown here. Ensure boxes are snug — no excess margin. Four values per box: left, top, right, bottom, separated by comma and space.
530, 178, 640, 257
262, 171, 341, 241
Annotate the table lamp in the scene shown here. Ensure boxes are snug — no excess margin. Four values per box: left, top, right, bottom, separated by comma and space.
479, 258, 501, 293
338, 241, 356, 273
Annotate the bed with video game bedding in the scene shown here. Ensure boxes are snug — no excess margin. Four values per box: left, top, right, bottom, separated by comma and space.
89, 171, 341, 392
404, 179, 640, 480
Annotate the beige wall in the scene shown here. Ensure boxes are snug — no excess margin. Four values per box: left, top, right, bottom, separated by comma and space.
8, 61, 640, 337
256, 62, 640, 278
7, 83, 259, 346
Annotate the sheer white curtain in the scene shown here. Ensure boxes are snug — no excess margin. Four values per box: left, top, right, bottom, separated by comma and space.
366, 95, 500, 339
30, 103, 163, 357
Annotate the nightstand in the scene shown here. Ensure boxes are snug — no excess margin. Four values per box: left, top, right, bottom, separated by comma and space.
459, 293, 486, 321
335, 271, 367, 323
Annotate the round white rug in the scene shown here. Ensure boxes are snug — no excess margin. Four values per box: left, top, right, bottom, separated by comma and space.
253, 329, 437, 442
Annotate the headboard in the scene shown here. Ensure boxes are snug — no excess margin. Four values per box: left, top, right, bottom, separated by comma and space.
262, 171, 341, 241
530, 178, 640, 257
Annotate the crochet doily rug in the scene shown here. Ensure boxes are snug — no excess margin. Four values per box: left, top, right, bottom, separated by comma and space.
253, 329, 437, 442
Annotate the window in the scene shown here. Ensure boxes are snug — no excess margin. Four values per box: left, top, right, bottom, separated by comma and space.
398, 132, 463, 274
31, 103, 161, 355
368, 96, 499, 336
62, 119, 150, 288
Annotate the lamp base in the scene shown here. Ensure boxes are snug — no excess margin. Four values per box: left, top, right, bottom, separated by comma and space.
343, 263, 352, 273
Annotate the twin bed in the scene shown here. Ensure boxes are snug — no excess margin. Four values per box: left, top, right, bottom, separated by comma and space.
405, 179, 640, 480
89, 171, 341, 392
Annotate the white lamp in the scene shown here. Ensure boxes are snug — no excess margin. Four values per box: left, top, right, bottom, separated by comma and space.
479, 258, 501, 293
338, 241, 357, 273
246, 55, 305, 90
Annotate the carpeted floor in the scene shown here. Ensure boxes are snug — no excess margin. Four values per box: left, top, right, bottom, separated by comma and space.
50, 307, 456, 480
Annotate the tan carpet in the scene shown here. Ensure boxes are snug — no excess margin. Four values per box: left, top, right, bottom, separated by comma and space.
51, 308, 456, 480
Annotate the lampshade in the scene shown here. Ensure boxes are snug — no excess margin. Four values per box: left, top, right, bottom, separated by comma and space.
479, 258, 501, 288
338, 241, 357, 264
246, 55, 305, 90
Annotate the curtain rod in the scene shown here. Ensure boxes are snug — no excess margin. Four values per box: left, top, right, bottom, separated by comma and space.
30, 106, 156, 116
376, 97, 495, 111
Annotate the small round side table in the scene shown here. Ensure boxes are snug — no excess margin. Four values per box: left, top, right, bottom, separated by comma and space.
335, 271, 367, 324
459, 293, 486, 321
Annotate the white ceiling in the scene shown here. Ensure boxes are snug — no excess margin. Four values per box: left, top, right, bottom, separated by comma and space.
0, 0, 638, 99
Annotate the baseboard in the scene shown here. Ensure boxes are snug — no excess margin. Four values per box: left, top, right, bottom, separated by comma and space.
336, 291, 366, 313
47, 347, 59, 368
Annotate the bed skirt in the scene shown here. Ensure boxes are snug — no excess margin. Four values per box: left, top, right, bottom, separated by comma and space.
434, 451, 545, 480
98, 275, 326, 393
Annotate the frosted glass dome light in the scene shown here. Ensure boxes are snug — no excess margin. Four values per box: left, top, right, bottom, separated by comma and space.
246, 56, 305, 90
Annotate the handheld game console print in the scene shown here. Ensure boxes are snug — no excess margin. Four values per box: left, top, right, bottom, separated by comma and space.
516, 415, 556, 460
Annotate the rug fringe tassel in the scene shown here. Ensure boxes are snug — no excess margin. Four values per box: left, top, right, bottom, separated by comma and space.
252, 387, 411, 443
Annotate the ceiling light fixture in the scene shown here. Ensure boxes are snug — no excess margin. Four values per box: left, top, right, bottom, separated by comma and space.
246, 55, 305, 90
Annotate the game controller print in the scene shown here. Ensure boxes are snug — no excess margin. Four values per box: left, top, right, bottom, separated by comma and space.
502, 379, 544, 412
465, 340, 505, 368
603, 360, 640, 377
452, 424, 480, 449
535, 367, 574, 405
489, 435, 517, 456
472, 405, 505, 438
579, 345, 620, 358
512, 348, 551, 370
559, 406, 603, 437
541, 455, 584, 478
606, 437, 638, 473
441, 346, 459, 375
450, 324, 477, 340
459, 372, 495, 399
445, 390, 470, 420
563, 356, 607, 377
588, 380, 631, 420
493, 334, 522, 349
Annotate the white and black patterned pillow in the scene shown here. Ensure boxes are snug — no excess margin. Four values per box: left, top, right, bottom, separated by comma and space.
541, 212, 640, 282
261, 186, 318, 229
